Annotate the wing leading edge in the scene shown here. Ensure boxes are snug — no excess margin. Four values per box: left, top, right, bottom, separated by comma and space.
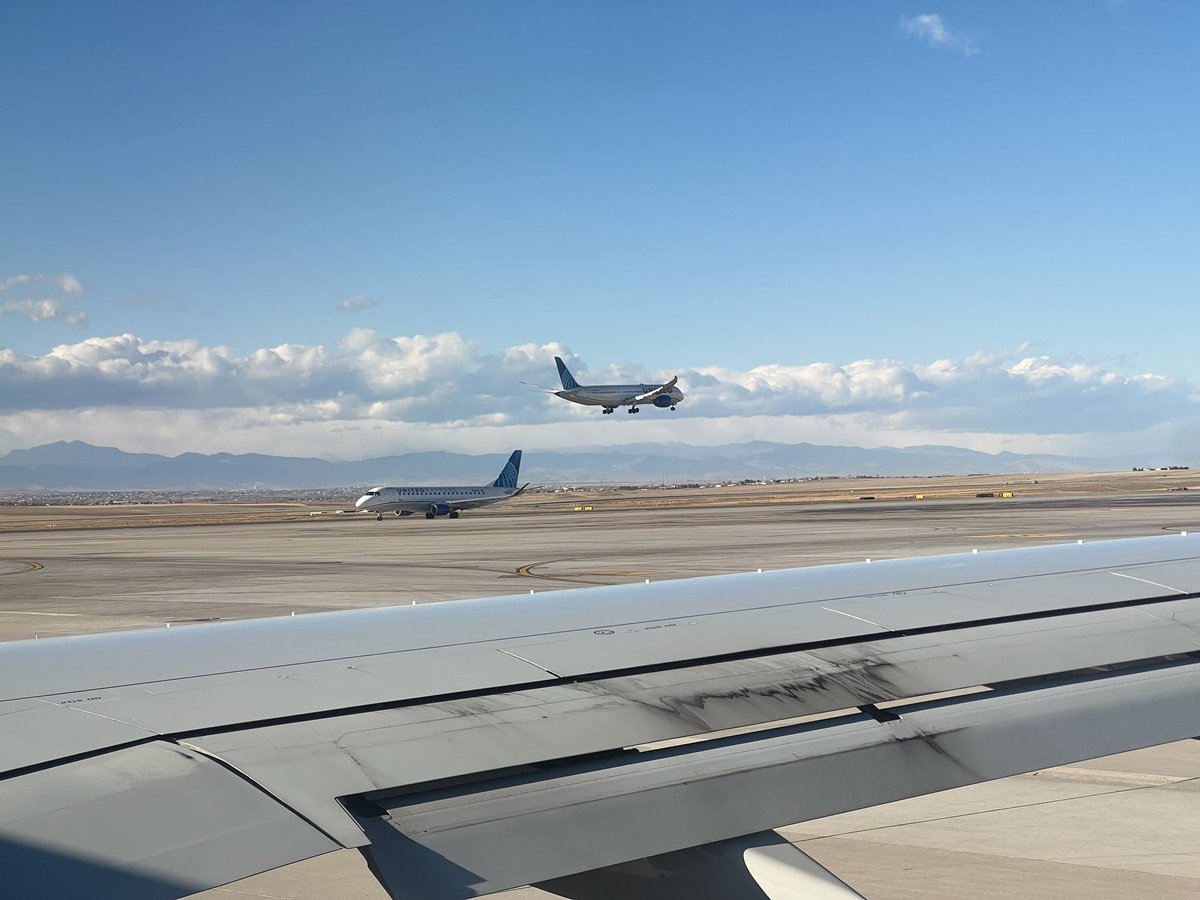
3, 533, 1200, 898
629, 375, 679, 404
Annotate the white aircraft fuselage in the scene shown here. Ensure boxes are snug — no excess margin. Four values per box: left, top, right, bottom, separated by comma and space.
555, 384, 685, 408
354, 451, 525, 520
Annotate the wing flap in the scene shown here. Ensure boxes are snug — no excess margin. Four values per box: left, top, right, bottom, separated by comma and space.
354, 661, 1200, 898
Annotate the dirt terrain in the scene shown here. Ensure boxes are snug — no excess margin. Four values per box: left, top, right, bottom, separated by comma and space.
1, 468, 1194, 533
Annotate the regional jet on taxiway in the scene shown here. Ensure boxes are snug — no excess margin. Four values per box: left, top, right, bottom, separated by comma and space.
553, 356, 683, 414
355, 450, 527, 520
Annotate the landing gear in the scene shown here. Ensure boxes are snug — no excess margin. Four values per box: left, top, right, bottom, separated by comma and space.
376, 514, 383, 521
602, 407, 615, 414
449, 511, 460, 519
628, 406, 640, 414
425, 511, 435, 519
670, 405, 676, 410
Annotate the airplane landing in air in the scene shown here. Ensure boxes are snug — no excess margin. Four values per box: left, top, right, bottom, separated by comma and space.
553, 356, 684, 414
355, 450, 527, 520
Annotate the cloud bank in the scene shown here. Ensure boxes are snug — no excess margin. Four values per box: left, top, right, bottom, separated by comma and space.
1, 330, 1195, 459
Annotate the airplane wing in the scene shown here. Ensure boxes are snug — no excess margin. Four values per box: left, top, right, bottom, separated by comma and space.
630, 375, 678, 403
450, 483, 529, 511
4, 533, 1200, 898
450, 486, 528, 511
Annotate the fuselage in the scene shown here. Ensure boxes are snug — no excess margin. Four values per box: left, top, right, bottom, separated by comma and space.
556, 385, 685, 408
355, 485, 514, 516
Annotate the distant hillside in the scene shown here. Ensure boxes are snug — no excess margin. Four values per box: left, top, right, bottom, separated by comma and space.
0, 440, 1167, 491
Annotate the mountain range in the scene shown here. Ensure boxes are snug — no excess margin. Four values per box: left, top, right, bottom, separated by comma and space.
0, 441, 1169, 491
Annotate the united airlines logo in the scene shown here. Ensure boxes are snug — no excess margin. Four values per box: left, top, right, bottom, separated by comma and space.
555, 358, 579, 390
494, 451, 522, 488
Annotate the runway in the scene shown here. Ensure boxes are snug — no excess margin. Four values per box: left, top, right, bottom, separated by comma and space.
2, 486, 1200, 897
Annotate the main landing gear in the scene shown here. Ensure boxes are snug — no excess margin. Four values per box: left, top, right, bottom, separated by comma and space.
602, 407, 615, 414
627, 406, 640, 414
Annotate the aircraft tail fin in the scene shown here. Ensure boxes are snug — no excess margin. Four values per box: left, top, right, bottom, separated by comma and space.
554, 357, 580, 390
492, 451, 522, 489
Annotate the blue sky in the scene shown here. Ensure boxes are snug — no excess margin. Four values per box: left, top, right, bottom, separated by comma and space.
2, 2, 1198, 461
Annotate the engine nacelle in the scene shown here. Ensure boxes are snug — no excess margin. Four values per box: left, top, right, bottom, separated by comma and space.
653, 395, 674, 408
430, 502, 452, 517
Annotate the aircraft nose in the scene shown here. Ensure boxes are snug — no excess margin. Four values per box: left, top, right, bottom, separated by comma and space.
355, 496, 369, 509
